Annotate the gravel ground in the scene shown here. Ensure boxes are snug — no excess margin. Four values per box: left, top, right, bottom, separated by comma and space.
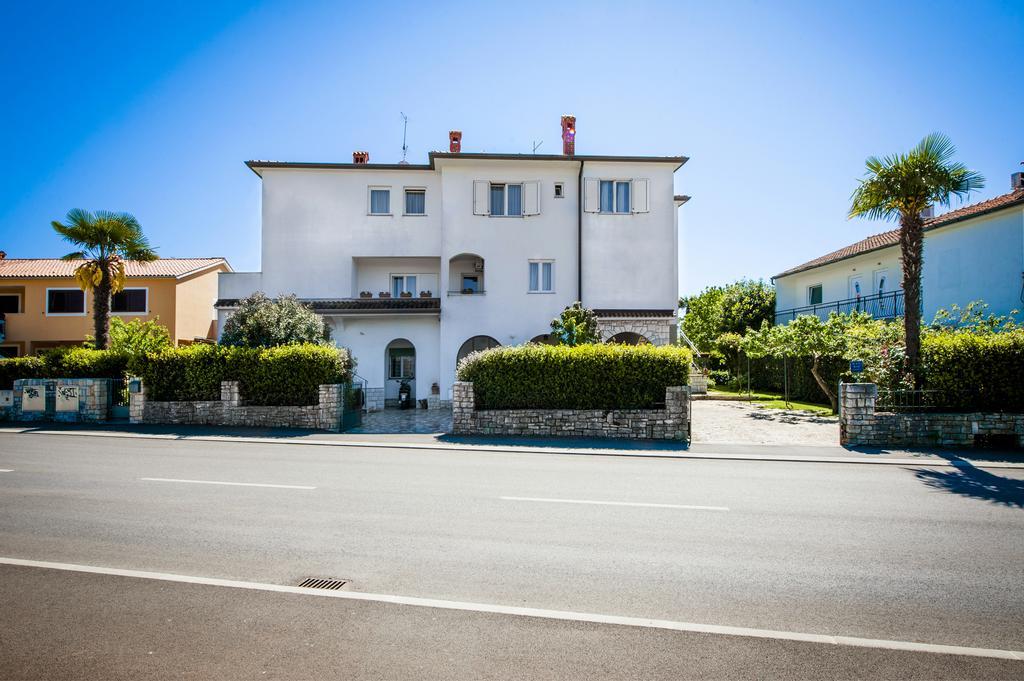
692, 399, 839, 446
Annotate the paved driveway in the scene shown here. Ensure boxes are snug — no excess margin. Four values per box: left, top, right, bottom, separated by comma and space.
691, 399, 839, 446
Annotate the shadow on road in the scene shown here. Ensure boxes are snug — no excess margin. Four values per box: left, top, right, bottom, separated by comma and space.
914, 458, 1024, 508
745, 410, 837, 426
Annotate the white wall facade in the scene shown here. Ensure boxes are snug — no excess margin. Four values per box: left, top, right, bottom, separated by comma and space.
220, 156, 683, 404
774, 205, 1024, 322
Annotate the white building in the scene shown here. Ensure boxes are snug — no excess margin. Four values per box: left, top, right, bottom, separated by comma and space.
773, 172, 1024, 324
217, 117, 689, 409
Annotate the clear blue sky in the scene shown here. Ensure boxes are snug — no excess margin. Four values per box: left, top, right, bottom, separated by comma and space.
1, 0, 1021, 297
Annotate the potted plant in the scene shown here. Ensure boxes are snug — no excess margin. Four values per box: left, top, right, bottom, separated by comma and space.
400, 291, 412, 298
359, 291, 372, 298
419, 290, 432, 298
379, 291, 391, 298
431, 382, 439, 395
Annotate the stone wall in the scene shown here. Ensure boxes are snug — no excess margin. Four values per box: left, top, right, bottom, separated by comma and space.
5, 378, 111, 423
130, 381, 345, 432
840, 383, 1024, 448
597, 317, 673, 346
689, 372, 708, 395
452, 382, 689, 441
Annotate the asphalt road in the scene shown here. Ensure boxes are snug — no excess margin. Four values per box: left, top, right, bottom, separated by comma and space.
1, 432, 1022, 679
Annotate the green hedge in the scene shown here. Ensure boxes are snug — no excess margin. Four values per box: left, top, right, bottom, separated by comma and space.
922, 330, 1024, 411
456, 343, 692, 410
0, 348, 129, 389
130, 344, 352, 406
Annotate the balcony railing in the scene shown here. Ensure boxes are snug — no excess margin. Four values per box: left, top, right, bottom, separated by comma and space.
774, 291, 904, 325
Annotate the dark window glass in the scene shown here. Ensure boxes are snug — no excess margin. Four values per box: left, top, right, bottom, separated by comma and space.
808, 285, 823, 305
47, 289, 85, 314
0, 295, 19, 313
111, 289, 147, 313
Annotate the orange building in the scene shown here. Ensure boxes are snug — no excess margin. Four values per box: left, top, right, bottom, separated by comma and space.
0, 256, 231, 356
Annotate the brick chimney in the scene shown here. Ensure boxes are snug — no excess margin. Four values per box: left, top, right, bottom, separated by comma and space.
1012, 171, 1024, 191
560, 115, 576, 156
449, 130, 462, 153
352, 151, 369, 164
0, 251, 6, 260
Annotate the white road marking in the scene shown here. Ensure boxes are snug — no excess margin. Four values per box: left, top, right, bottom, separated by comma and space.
0, 469, 13, 473
140, 477, 315, 490
0, 556, 1019, 661
500, 496, 729, 511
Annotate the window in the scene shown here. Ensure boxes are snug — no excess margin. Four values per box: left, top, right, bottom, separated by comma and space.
808, 284, 823, 305
404, 188, 425, 215
0, 294, 20, 313
457, 335, 501, 362
554, 183, 564, 198
46, 289, 85, 315
111, 288, 147, 313
391, 275, 418, 298
489, 183, 523, 216
528, 261, 553, 293
599, 180, 630, 213
369, 188, 391, 215
0, 346, 18, 358
461, 275, 479, 294
389, 348, 415, 379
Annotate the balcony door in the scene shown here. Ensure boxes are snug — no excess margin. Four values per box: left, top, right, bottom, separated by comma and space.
848, 274, 865, 312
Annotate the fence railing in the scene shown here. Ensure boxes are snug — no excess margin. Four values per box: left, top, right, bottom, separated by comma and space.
875, 388, 947, 413
775, 291, 904, 325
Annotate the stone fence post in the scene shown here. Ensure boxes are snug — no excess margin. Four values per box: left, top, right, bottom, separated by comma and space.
317, 384, 344, 432
840, 383, 877, 446
220, 381, 241, 407
665, 386, 690, 441
452, 381, 475, 434
129, 382, 146, 424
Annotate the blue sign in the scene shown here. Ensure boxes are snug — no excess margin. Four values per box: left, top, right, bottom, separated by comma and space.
849, 359, 864, 373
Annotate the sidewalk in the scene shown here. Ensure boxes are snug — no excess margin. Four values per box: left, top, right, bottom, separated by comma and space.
2, 422, 1023, 469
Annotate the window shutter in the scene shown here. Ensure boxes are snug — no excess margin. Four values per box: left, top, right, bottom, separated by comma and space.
631, 179, 650, 213
583, 178, 600, 212
523, 180, 540, 215
473, 180, 490, 215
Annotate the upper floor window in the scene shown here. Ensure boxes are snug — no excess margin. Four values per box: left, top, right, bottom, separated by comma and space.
391, 275, 418, 298
600, 180, 630, 213
111, 288, 147, 314
490, 183, 523, 217
47, 288, 85, 315
583, 178, 649, 214
528, 261, 554, 293
808, 284, 823, 305
369, 187, 391, 215
0, 294, 20, 314
404, 188, 426, 215
554, 183, 564, 198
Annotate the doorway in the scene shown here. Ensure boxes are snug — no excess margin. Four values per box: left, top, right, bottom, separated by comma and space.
384, 339, 415, 408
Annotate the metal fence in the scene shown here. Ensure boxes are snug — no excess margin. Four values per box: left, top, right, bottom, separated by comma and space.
775, 291, 904, 325
875, 389, 947, 413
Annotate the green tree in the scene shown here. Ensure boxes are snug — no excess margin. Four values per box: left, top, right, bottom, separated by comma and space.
849, 133, 984, 386
680, 280, 775, 352
86, 317, 172, 356
220, 292, 331, 348
550, 302, 600, 346
679, 286, 724, 352
50, 209, 158, 350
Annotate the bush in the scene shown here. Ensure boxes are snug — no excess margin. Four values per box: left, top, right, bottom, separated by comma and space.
131, 343, 352, 406
457, 343, 692, 410
922, 330, 1024, 411
0, 348, 129, 389
220, 292, 331, 348
0, 356, 45, 389
708, 369, 731, 386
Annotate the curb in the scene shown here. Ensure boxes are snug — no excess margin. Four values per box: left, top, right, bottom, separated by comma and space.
2, 427, 1022, 469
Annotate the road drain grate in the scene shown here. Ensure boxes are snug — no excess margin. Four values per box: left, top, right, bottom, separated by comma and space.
297, 577, 349, 590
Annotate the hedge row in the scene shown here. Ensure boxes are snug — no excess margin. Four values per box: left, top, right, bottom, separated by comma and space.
922, 330, 1024, 412
0, 349, 129, 389
130, 344, 353, 406
456, 343, 692, 410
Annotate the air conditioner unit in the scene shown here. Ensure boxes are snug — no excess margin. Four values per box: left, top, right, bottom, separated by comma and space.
474, 260, 484, 272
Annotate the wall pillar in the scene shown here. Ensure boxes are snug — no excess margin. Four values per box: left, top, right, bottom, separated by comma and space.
129, 383, 146, 424
840, 383, 877, 446
452, 381, 475, 434
317, 384, 344, 432
221, 381, 241, 407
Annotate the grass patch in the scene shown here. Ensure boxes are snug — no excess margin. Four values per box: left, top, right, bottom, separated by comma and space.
709, 385, 833, 415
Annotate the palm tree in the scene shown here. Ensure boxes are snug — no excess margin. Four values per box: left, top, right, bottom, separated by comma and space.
51, 209, 158, 350
849, 133, 983, 387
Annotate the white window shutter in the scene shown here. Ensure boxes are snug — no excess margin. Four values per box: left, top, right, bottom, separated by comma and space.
632, 179, 650, 213
583, 178, 600, 212
473, 180, 489, 215
523, 180, 540, 215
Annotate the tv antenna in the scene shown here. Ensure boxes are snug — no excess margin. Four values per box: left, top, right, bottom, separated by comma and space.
400, 112, 409, 163
532, 140, 543, 154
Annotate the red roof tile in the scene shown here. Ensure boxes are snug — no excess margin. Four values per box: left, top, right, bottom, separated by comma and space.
774, 189, 1024, 279
0, 257, 230, 279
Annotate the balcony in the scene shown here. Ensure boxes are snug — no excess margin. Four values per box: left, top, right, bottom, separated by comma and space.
774, 291, 904, 325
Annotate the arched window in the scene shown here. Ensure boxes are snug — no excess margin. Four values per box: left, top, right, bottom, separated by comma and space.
529, 333, 558, 345
607, 332, 650, 345
457, 335, 501, 363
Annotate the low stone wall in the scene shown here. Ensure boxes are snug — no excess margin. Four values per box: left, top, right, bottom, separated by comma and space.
452, 382, 689, 441
5, 378, 111, 423
688, 372, 708, 395
840, 383, 1024, 448
130, 381, 345, 432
